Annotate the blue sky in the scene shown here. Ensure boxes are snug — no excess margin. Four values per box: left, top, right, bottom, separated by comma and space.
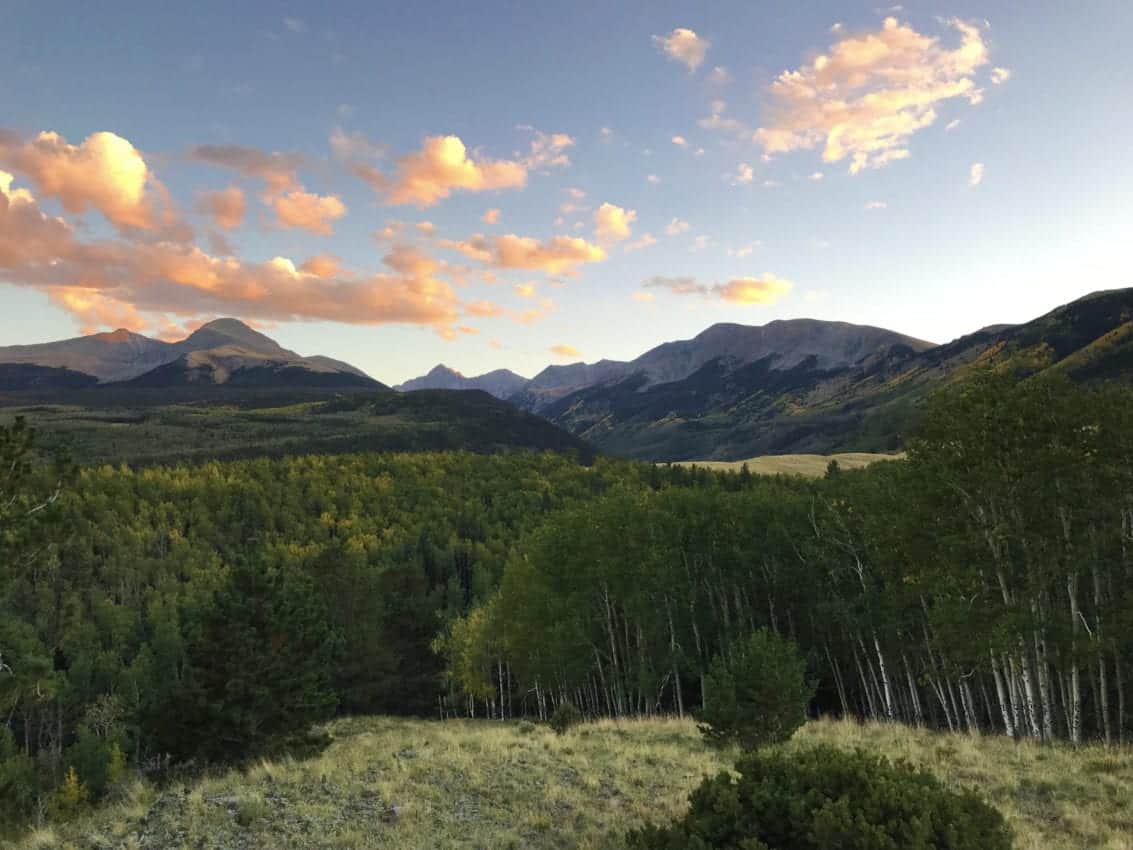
2, 0, 1131, 383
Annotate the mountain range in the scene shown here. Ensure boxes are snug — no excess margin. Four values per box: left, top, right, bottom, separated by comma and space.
4, 287, 1133, 462
0, 319, 380, 390
398, 287, 1133, 460
395, 364, 529, 398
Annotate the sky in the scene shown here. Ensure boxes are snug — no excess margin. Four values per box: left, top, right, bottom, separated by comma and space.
2, 0, 1132, 384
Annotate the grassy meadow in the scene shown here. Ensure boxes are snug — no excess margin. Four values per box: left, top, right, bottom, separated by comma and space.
11, 716, 1131, 850
671, 451, 903, 477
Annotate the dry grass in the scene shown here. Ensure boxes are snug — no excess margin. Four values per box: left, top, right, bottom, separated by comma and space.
8, 716, 1132, 849
671, 452, 903, 477
795, 718, 1133, 850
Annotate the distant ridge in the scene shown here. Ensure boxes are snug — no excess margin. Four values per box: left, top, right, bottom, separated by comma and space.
0, 319, 380, 389
396, 364, 529, 399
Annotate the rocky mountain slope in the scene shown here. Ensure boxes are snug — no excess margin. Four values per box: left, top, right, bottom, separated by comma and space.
0, 319, 379, 389
534, 288, 1133, 460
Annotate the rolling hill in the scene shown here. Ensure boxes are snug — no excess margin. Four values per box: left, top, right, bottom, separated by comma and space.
0, 386, 595, 467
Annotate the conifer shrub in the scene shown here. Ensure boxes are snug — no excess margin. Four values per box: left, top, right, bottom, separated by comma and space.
698, 629, 814, 750
549, 701, 582, 735
627, 745, 1013, 850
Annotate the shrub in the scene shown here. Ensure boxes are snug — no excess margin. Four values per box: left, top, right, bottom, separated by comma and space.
516, 720, 537, 735
549, 701, 582, 735
627, 745, 1013, 850
698, 629, 814, 750
235, 792, 270, 827
48, 767, 90, 821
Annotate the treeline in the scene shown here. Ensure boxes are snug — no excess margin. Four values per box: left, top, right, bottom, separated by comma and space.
0, 446, 693, 824
448, 373, 1133, 746
3, 371, 1132, 827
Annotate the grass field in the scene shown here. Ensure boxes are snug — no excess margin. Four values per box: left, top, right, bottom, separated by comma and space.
672, 451, 904, 477
10, 716, 1131, 850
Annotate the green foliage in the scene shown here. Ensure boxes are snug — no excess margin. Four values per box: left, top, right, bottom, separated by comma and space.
67, 727, 125, 799
161, 555, 342, 761
627, 745, 1013, 850
0, 386, 594, 467
49, 767, 91, 820
698, 630, 814, 750
550, 701, 582, 735
0, 728, 39, 824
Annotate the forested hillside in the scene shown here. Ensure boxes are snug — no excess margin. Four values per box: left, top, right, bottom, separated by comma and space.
0, 387, 594, 466
2, 371, 1133, 834
449, 372, 1133, 746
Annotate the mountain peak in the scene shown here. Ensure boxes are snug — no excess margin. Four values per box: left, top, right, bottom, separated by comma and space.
99, 328, 145, 343
396, 363, 529, 398
182, 318, 288, 356
428, 364, 464, 378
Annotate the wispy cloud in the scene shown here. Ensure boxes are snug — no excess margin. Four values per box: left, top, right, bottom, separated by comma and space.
440, 233, 606, 275
643, 273, 793, 304
195, 186, 246, 230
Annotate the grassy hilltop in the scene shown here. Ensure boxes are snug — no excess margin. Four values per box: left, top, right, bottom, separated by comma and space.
13, 717, 1132, 850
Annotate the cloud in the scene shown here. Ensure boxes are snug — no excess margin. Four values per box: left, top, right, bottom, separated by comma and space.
48, 287, 148, 336
665, 217, 691, 236
271, 190, 347, 235
593, 202, 637, 243
625, 233, 658, 252
732, 163, 754, 184
990, 66, 1012, 84
195, 185, 246, 230
283, 16, 306, 33
513, 282, 537, 298
652, 28, 710, 71
190, 143, 302, 194
752, 17, 995, 173
808, 171, 825, 181
699, 99, 746, 133
329, 127, 388, 162
632, 291, 655, 303
864, 200, 887, 209
299, 254, 344, 278
372, 135, 527, 207
968, 162, 984, 186
728, 241, 761, 257
416, 220, 436, 237
646, 174, 661, 184
440, 233, 606, 275
520, 130, 575, 170
0, 172, 470, 334
550, 344, 581, 359
671, 135, 688, 147
644, 273, 793, 304
482, 207, 500, 224
945, 119, 961, 130
0, 129, 172, 233
708, 65, 732, 85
